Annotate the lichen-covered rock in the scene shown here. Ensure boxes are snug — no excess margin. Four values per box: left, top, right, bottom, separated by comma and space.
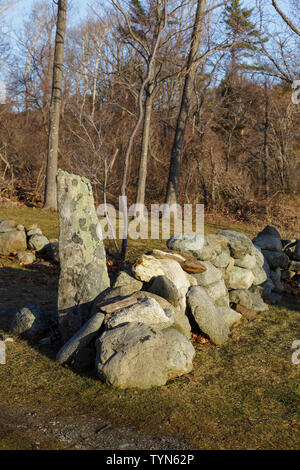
224, 266, 254, 290
0, 229, 27, 254
56, 311, 105, 364
10, 305, 47, 340
105, 297, 174, 330
95, 322, 171, 389
187, 286, 229, 345
56, 170, 110, 342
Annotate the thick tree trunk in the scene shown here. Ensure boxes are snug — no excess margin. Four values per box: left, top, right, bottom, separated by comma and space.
165, 0, 206, 206
44, 0, 67, 210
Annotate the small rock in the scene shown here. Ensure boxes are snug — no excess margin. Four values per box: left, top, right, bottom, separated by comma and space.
224, 266, 254, 290
28, 234, 49, 252
17, 251, 36, 265
10, 305, 47, 340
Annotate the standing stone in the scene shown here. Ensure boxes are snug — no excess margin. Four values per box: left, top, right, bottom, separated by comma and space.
56, 170, 110, 342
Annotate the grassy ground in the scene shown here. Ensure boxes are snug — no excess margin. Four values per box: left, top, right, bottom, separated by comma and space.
0, 207, 299, 449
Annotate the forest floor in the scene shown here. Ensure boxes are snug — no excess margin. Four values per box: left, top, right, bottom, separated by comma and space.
0, 207, 299, 450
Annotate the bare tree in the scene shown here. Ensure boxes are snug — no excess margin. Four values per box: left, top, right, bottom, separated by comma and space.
272, 0, 300, 37
44, 0, 68, 210
165, 0, 207, 205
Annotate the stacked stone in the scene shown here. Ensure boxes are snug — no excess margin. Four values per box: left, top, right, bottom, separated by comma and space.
166, 229, 269, 319
0, 218, 58, 264
252, 226, 300, 302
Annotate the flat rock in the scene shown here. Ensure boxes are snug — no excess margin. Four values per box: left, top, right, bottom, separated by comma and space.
105, 297, 174, 330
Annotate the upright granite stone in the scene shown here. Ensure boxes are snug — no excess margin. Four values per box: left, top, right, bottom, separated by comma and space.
57, 170, 110, 342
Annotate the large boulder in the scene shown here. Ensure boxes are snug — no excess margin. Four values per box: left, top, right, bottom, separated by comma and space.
217, 307, 242, 329
56, 170, 110, 342
187, 286, 229, 345
56, 311, 105, 364
95, 323, 171, 389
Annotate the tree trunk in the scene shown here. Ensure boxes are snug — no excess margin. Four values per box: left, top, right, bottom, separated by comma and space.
135, 81, 155, 206
165, 0, 206, 206
44, 0, 67, 210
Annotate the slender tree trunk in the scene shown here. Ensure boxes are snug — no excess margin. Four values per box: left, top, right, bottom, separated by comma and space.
44, 0, 67, 210
135, 81, 154, 206
165, 0, 206, 206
